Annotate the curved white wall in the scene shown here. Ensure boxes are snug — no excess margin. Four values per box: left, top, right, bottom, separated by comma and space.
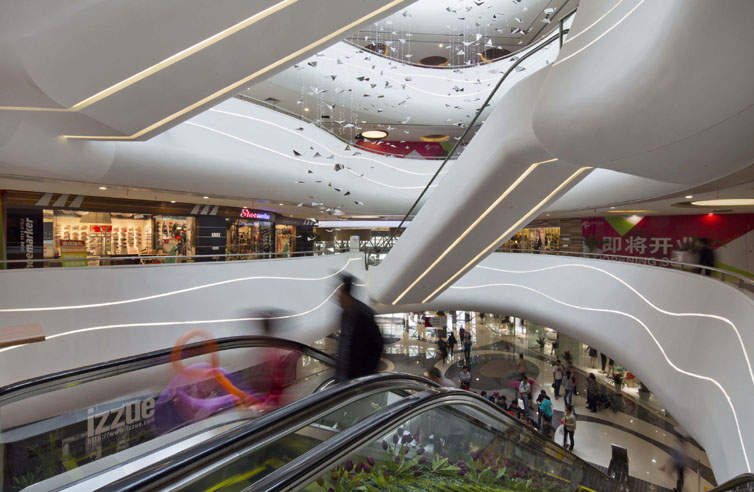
404, 253, 754, 481
0, 253, 752, 481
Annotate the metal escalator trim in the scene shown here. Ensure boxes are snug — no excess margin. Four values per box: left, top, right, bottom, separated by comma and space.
0, 336, 335, 406
708, 473, 754, 491
94, 373, 437, 492
246, 388, 616, 492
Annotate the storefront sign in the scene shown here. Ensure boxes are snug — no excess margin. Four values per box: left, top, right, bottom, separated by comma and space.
349, 235, 360, 250
60, 240, 87, 267
89, 225, 113, 233
5, 208, 43, 268
582, 214, 754, 274
211, 232, 221, 238
240, 209, 271, 220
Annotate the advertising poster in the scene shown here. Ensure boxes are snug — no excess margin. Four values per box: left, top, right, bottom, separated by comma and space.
5, 208, 43, 269
582, 214, 754, 275
60, 240, 87, 267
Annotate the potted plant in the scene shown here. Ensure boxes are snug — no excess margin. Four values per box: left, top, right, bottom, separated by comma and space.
563, 350, 573, 365
535, 336, 546, 351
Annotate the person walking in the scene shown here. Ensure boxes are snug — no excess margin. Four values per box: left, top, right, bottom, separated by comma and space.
564, 371, 575, 407
447, 331, 457, 358
586, 373, 598, 412
697, 237, 715, 276
539, 395, 553, 425
463, 330, 472, 362
552, 360, 564, 399
437, 337, 449, 365
459, 365, 472, 390
563, 405, 576, 450
515, 353, 527, 379
518, 376, 531, 417
334, 274, 384, 382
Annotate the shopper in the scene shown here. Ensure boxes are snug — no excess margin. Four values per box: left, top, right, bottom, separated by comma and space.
607, 358, 615, 377
437, 337, 449, 364
600, 353, 607, 372
516, 353, 527, 379
697, 237, 715, 276
539, 395, 553, 424
588, 346, 598, 368
447, 331, 457, 358
552, 360, 564, 399
463, 330, 472, 362
334, 274, 384, 382
536, 390, 548, 428
459, 365, 472, 390
563, 405, 576, 450
564, 371, 575, 407
425, 367, 456, 387
541, 418, 555, 439
586, 373, 599, 412
497, 394, 508, 411
518, 376, 531, 417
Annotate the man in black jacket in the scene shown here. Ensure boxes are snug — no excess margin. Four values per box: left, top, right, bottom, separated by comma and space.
335, 273, 384, 382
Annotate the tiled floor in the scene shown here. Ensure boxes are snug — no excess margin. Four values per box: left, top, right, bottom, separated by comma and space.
322, 315, 719, 491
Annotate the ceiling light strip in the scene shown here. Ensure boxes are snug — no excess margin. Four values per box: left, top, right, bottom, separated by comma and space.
0, 0, 299, 112
62, 0, 411, 140
478, 262, 754, 393
554, 0, 644, 67
390, 158, 558, 305
420, 166, 591, 303
449, 281, 751, 472
563, 0, 625, 44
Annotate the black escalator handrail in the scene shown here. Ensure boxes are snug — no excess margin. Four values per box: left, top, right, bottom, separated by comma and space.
96, 373, 437, 492
248, 388, 615, 492
0, 336, 336, 406
709, 473, 754, 491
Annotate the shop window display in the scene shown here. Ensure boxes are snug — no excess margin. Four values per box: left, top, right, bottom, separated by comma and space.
49, 211, 153, 258
155, 216, 195, 257
227, 220, 273, 256
275, 225, 296, 257
499, 227, 560, 253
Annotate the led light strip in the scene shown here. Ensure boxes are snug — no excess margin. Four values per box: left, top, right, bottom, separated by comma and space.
208, 108, 443, 176
419, 166, 591, 304
449, 280, 751, 472
185, 122, 428, 190
563, 0, 625, 44
0, 0, 299, 112
0, 258, 359, 312
554, 0, 645, 67
477, 262, 754, 394
391, 158, 559, 305
62, 0, 411, 140
0, 283, 346, 354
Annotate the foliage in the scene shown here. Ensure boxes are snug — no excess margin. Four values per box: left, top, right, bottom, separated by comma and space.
535, 337, 546, 349
562, 350, 573, 363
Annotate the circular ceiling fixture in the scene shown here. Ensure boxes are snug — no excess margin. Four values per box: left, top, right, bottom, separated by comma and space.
364, 43, 388, 55
420, 134, 450, 142
691, 199, 754, 207
480, 47, 511, 63
419, 55, 449, 66
358, 130, 388, 140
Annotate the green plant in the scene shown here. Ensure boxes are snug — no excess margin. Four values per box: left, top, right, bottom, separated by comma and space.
612, 372, 624, 386
563, 350, 573, 364
535, 336, 546, 349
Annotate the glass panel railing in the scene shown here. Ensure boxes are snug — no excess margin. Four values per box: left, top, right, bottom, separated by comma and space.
0, 338, 334, 491
302, 401, 618, 491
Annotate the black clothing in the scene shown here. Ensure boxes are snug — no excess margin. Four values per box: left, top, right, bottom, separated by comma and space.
698, 246, 715, 276
600, 353, 607, 371
335, 297, 384, 381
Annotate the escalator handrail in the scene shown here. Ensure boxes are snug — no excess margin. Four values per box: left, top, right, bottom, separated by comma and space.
94, 372, 438, 492
0, 336, 336, 406
247, 387, 616, 492
709, 473, 754, 491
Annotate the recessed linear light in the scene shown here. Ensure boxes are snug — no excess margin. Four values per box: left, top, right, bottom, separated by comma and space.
605, 209, 652, 213
359, 130, 388, 140
61, 0, 411, 140
685, 195, 693, 199
304, 108, 310, 112
420, 134, 450, 143
170, 200, 176, 204
279, 203, 285, 206
98, 186, 107, 190
691, 199, 754, 207
0, 0, 300, 113
203, 196, 210, 199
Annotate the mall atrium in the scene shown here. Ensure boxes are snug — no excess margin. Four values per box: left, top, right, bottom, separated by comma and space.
1, 0, 753, 491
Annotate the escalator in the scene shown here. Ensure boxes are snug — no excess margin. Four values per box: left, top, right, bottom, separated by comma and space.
80, 378, 624, 492
0, 336, 339, 492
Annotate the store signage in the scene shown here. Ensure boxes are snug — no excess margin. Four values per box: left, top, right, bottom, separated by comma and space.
89, 225, 113, 233
211, 232, 221, 238
87, 398, 156, 441
240, 209, 271, 220
5, 209, 43, 268
60, 240, 87, 268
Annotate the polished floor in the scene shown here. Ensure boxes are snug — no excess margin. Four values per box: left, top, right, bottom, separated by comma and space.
315, 315, 717, 491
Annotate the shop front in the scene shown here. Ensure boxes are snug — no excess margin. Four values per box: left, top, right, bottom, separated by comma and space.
226, 211, 274, 256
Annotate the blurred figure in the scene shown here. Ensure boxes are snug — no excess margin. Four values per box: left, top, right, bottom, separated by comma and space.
518, 376, 531, 417
697, 237, 715, 276
552, 360, 564, 399
496, 394, 508, 411
516, 353, 527, 379
437, 336, 449, 365
424, 366, 456, 387
334, 273, 384, 382
459, 365, 472, 390
462, 330, 472, 362
564, 371, 575, 407
661, 437, 690, 492
563, 405, 576, 450
256, 311, 300, 410
447, 331, 457, 358
587, 373, 599, 412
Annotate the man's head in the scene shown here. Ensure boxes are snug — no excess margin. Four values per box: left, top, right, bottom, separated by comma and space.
337, 273, 355, 308
425, 367, 442, 382
519, 353, 524, 360
556, 359, 562, 366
